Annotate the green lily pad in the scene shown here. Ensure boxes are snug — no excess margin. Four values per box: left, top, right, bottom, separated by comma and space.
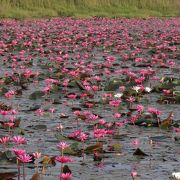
54, 133, 69, 141
173, 91, 180, 97
63, 165, 72, 174
133, 148, 148, 156
157, 95, 180, 104
104, 78, 124, 91
0, 150, 16, 163
32, 125, 47, 131
132, 118, 158, 127
0, 172, 17, 180
14, 127, 25, 135
29, 91, 45, 100
85, 143, 103, 154
160, 112, 173, 129
174, 136, 180, 141
110, 143, 122, 152
0, 87, 8, 96
63, 147, 77, 156
172, 79, 180, 85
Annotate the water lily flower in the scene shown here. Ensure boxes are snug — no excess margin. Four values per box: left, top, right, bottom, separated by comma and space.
132, 86, 141, 92
55, 156, 73, 163
126, 96, 135, 103
0, 136, 10, 144
114, 93, 123, 98
60, 173, 72, 180
5, 90, 16, 99
131, 170, 138, 179
147, 107, 161, 116
109, 100, 121, 107
11, 135, 27, 145
145, 87, 152, 93
78, 132, 88, 142
17, 153, 32, 163
32, 152, 42, 159
57, 142, 70, 150
12, 148, 26, 156
136, 104, 144, 113
172, 172, 180, 180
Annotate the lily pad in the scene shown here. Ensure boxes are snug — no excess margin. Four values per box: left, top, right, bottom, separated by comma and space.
174, 91, 180, 97
0, 87, 8, 96
0, 172, 17, 180
40, 155, 56, 166
130, 118, 158, 127
157, 96, 180, 104
108, 143, 122, 152
54, 133, 70, 141
63, 165, 72, 174
32, 125, 47, 131
29, 91, 45, 100
62, 148, 76, 155
31, 172, 40, 180
0, 150, 16, 163
174, 136, 180, 141
133, 148, 148, 156
160, 112, 173, 129
104, 78, 124, 91
85, 143, 103, 154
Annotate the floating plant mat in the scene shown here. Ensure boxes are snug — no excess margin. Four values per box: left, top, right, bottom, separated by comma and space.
0, 18, 179, 180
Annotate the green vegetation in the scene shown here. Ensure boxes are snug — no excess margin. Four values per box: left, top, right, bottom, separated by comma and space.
0, 0, 179, 18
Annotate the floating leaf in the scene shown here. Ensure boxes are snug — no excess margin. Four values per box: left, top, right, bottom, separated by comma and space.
174, 136, 180, 141
160, 112, 173, 129
63, 165, 72, 174
93, 152, 103, 161
0, 172, 17, 180
40, 155, 56, 166
54, 133, 69, 141
0, 150, 16, 162
174, 91, 180, 97
63, 147, 77, 156
0, 87, 8, 96
14, 127, 25, 135
85, 143, 103, 154
31, 172, 40, 180
32, 125, 47, 131
172, 79, 180, 86
0, 102, 11, 110
133, 118, 158, 127
108, 143, 122, 152
29, 91, 45, 100
133, 148, 148, 156
71, 142, 81, 152
104, 78, 123, 91
157, 96, 180, 104
75, 80, 85, 90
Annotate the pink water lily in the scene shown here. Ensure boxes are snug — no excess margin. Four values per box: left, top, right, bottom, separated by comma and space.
5, 90, 16, 99
17, 153, 32, 163
32, 152, 41, 159
0, 136, 10, 145
0, 17, 179, 180
57, 142, 70, 150
60, 173, 72, 180
55, 156, 73, 163
12, 148, 26, 156
136, 104, 144, 113
11, 136, 27, 145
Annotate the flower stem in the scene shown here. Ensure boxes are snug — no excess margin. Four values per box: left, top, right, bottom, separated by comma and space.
17, 159, 20, 180
61, 163, 64, 173
82, 141, 85, 162
23, 163, 26, 180
35, 159, 39, 172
